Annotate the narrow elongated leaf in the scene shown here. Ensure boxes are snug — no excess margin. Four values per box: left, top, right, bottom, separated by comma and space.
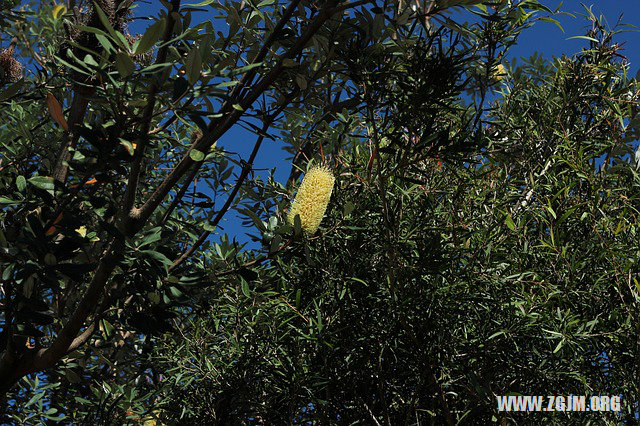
135, 18, 166, 55
47, 93, 69, 131
92, 1, 118, 41
185, 48, 202, 85
0, 78, 24, 102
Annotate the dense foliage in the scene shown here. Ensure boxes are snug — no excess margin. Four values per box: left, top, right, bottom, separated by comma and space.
0, 0, 638, 424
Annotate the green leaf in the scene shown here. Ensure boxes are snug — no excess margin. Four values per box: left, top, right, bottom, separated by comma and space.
241, 278, 250, 298
118, 138, 136, 155
293, 214, 302, 237
0, 197, 19, 205
138, 227, 162, 248
0, 78, 24, 102
15, 176, 26, 192
28, 176, 55, 192
185, 47, 202, 85
189, 149, 205, 162
539, 16, 564, 33
505, 214, 515, 231
115, 52, 135, 78
553, 339, 564, 353
141, 250, 173, 271
185, 0, 215, 5
135, 18, 166, 55
229, 62, 263, 76
240, 209, 266, 232
44, 253, 57, 266
25, 391, 45, 407
169, 286, 183, 298
95, 34, 114, 52
84, 54, 99, 67
92, 1, 119, 41
566, 35, 599, 43
295, 74, 307, 90
343, 201, 355, 217
282, 58, 298, 68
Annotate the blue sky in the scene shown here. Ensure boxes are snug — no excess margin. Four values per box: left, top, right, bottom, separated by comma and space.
128, 1, 640, 248
512, 1, 640, 74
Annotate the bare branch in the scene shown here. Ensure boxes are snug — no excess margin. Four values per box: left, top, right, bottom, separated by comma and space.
169, 112, 280, 272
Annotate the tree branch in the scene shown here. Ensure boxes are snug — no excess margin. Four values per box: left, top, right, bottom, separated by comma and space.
125, 0, 351, 235
122, 0, 182, 213
169, 112, 279, 272
13, 238, 124, 378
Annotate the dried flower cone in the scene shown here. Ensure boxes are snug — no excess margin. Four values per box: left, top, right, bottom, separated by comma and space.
0, 45, 22, 83
288, 166, 335, 234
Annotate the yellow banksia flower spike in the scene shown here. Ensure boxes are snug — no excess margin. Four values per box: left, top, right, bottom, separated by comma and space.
287, 166, 335, 234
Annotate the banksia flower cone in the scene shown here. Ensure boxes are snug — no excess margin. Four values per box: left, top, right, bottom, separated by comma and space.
287, 166, 335, 234
0, 43, 22, 83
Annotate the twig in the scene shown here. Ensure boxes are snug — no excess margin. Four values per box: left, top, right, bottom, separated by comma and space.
122, 0, 182, 213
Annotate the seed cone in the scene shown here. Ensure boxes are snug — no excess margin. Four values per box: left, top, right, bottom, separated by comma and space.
287, 166, 335, 234
0, 45, 22, 83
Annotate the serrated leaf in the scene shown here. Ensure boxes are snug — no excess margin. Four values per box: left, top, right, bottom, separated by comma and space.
135, 18, 166, 55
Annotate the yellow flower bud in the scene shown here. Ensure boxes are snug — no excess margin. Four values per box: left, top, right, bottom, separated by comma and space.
491, 63, 507, 83
287, 166, 335, 234
52, 4, 67, 20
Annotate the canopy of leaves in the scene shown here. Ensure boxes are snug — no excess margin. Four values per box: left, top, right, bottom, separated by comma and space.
0, 0, 638, 424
